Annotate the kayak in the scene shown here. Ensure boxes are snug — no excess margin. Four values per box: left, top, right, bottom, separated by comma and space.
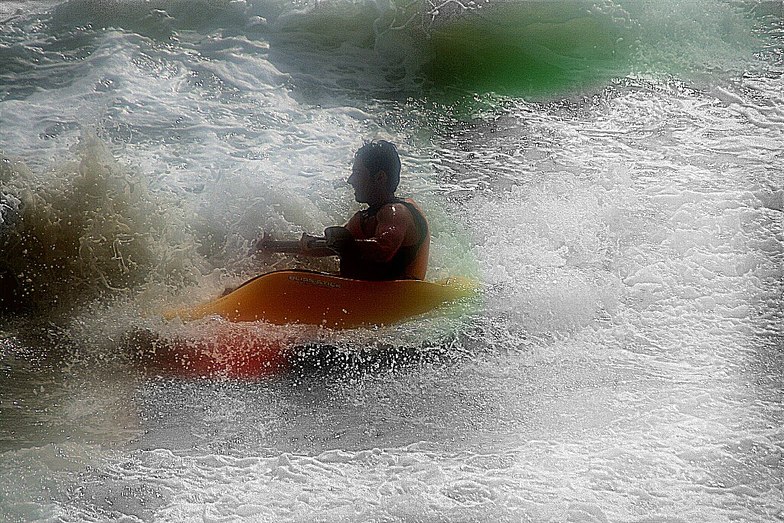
164, 269, 475, 329
146, 270, 476, 378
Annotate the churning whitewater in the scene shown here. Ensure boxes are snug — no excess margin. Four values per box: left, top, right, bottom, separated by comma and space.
1, 0, 782, 521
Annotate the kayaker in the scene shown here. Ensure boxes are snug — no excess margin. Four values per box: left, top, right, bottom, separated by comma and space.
265, 140, 430, 281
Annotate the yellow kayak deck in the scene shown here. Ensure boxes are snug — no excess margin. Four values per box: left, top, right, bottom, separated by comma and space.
164, 270, 475, 329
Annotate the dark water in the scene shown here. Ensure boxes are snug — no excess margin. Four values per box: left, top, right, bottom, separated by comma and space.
1, 1, 782, 521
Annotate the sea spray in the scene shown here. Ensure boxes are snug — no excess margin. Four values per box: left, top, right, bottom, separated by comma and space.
0, 132, 205, 316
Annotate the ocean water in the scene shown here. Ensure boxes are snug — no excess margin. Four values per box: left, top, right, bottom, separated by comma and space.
1, 0, 782, 521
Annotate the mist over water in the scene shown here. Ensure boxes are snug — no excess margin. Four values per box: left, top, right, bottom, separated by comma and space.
1, 0, 783, 521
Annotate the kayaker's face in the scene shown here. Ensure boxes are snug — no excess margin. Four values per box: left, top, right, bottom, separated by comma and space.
348, 160, 385, 204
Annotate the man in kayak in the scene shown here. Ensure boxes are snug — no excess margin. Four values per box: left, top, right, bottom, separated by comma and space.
267, 140, 430, 281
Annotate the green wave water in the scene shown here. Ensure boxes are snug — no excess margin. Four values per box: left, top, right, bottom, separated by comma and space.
423, 2, 636, 96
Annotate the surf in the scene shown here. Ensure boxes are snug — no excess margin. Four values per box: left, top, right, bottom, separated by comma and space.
1, 1, 782, 521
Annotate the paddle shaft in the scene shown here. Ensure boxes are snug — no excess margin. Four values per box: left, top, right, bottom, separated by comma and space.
259, 227, 352, 254
258, 238, 329, 253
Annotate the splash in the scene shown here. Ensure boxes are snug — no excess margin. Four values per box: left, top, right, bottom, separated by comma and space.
0, 133, 205, 316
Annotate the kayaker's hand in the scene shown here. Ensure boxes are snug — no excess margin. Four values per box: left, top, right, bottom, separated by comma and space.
299, 233, 321, 254
255, 233, 272, 253
324, 226, 354, 255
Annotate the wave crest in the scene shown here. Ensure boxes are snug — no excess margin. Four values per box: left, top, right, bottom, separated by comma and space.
0, 133, 205, 315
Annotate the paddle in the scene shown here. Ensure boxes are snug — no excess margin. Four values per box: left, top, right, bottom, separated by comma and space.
256, 237, 326, 253
255, 227, 353, 255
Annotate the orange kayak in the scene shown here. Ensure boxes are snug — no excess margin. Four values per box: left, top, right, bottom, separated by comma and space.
164, 269, 475, 329
149, 270, 476, 378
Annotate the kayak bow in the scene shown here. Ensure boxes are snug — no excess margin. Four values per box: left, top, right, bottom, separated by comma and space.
164, 270, 475, 329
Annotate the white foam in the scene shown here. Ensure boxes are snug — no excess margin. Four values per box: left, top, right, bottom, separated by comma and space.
1, 2, 782, 522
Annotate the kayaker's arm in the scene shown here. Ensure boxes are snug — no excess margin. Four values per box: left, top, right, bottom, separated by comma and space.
345, 205, 407, 263
255, 205, 410, 263
256, 231, 353, 257
256, 234, 334, 256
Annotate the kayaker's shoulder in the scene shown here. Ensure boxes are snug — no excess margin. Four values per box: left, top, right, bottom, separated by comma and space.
381, 199, 422, 218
